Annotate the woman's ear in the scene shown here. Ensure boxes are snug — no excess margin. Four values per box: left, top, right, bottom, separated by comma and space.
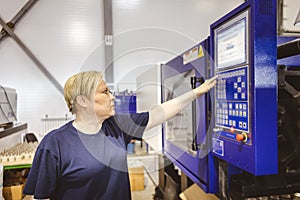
75, 95, 88, 108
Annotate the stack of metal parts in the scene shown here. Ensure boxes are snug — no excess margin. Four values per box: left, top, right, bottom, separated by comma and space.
0, 142, 38, 163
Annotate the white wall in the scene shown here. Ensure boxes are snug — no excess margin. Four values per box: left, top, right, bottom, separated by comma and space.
112, 0, 245, 91
0, 0, 246, 136
282, 0, 300, 33
0, 0, 104, 137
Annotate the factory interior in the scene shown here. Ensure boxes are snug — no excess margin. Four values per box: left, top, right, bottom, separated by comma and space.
0, 0, 300, 199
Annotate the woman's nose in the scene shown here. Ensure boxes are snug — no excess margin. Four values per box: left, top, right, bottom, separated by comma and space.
110, 92, 115, 100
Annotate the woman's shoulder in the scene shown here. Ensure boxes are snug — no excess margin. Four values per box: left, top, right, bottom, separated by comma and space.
38, 121, 75, 147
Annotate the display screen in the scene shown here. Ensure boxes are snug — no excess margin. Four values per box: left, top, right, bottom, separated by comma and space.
215, 15, 247, 69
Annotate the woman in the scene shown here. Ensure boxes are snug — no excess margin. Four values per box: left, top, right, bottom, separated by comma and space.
23, 71, 217, 200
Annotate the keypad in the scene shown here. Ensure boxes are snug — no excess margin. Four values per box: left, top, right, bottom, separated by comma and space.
215, 67, 249, 132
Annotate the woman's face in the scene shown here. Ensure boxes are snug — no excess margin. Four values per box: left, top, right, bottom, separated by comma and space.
90, 80, 115, 120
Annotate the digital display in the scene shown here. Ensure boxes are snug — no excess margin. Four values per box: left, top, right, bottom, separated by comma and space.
215, 17, 247, 69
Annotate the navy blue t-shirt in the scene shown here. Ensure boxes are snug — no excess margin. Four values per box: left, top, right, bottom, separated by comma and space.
23, 112, 149, 200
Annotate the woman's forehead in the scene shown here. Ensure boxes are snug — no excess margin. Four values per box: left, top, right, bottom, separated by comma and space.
97, 80, 107, 89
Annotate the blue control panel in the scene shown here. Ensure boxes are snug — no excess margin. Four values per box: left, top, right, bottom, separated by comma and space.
211, 0, 278, 175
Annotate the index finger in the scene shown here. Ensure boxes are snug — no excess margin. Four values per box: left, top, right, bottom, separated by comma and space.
206, 75, 219, 83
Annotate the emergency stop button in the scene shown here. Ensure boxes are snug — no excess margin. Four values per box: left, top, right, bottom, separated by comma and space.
236, 132, 247, 143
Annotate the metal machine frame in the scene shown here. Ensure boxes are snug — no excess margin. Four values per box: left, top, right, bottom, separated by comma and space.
161, 39, 218, 193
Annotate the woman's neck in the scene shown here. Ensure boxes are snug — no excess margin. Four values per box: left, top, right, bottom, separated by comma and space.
73, 118, 104, 134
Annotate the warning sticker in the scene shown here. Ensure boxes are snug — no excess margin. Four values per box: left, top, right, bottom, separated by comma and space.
183, 45, 204, 65
198, 45, 204, 58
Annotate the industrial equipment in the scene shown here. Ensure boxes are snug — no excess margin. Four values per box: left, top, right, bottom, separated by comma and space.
210, 0, 300, 199
161, 39, 218, 193
211, 0, 277, 175
0, 86, 17, 128
143, 0, 300, 199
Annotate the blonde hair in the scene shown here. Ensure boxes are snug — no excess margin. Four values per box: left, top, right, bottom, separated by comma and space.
64, 71, 103, 114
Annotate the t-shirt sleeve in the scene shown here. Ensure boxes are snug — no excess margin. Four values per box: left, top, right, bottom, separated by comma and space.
23, 147, 58, 199
113, 112, 149, 142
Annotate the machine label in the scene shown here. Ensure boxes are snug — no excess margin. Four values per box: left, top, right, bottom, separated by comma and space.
212, 138, 224, 157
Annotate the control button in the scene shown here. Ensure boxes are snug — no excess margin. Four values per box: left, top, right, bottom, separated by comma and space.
232, 121, 236, 127
236, 132, 248, 143
243, 104, 246, 110
239, 121, 243, 128
236, 134, 244, 141
230, 126, 235, 133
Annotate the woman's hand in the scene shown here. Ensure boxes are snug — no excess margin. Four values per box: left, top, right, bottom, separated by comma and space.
193, 75, 218, 97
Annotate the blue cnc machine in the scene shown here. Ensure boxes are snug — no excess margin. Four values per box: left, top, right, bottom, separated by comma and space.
158, 0, 300, 199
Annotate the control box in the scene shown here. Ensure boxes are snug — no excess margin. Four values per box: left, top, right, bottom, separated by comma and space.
210, 0, 277, 175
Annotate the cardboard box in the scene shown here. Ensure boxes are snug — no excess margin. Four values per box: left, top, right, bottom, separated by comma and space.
129, 167, 144, 191
3, 184, 24, 200
179, 183, 219, 200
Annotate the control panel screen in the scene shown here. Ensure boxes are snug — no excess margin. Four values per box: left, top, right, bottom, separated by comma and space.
215, 14, 247, 69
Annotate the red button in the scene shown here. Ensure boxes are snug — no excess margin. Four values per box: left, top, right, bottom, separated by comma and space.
236, 133, 245, 141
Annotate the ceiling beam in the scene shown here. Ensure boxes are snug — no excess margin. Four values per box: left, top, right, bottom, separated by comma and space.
0, 0, 39, 42
0, 16, 64, 94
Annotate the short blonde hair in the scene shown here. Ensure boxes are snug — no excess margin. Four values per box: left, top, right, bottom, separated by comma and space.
64, 71, 103, 114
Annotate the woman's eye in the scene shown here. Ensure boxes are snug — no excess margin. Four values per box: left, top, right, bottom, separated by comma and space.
101, 89, 111, 94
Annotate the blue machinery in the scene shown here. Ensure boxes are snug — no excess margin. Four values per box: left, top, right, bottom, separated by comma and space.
160, 0, 300, 199
162, 39, 218, 193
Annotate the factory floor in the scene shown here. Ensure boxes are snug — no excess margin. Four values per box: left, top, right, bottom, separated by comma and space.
129, 140, 158, 200
131, 175, 156, 200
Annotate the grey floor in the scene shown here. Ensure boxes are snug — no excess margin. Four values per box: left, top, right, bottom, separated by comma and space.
131, 173, 156, 200
129, 141, 158, 200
